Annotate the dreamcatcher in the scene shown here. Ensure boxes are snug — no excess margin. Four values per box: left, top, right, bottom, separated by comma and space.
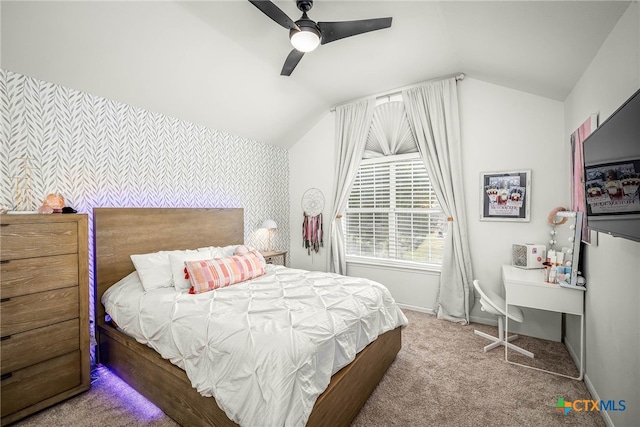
302, 188, 325, 255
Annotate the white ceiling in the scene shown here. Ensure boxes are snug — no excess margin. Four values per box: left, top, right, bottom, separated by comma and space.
0, 1, 631, 149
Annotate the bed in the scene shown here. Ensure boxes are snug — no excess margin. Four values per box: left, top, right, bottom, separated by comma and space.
94, 208, 404, 427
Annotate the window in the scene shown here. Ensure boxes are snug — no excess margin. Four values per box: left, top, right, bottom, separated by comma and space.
345, 153, 445, 267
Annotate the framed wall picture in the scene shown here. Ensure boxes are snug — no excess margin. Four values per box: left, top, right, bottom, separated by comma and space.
480, 170, 531, 222
570, 113, 598, 245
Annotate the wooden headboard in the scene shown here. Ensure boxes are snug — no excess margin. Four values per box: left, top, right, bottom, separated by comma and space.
93, 208, 244, 325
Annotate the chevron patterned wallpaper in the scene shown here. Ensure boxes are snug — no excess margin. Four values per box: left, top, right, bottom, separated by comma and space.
1, 69, 290, 341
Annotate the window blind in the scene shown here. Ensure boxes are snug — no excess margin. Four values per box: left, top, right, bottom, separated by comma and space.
345, 154, 445, 265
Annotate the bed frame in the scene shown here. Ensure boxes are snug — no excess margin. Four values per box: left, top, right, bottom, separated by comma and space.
94, 208, 402, 426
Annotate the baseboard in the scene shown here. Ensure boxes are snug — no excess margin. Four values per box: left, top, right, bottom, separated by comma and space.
397, 304, 501, 328
564, 335, 581, 368
584, 374, 614, 427
396, 303, 435, 315
397, 305, 499, 328
469, 315, 498, 327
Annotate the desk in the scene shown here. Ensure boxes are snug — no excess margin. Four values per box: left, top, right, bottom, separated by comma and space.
502, 265, 584, 380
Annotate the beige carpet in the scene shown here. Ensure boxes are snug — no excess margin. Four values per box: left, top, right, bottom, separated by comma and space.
13, 310, 604, 427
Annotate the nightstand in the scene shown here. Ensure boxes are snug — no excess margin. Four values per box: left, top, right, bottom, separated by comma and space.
260, 250, 287, 266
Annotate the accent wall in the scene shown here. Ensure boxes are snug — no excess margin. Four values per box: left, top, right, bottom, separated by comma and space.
0, 68, 290, 323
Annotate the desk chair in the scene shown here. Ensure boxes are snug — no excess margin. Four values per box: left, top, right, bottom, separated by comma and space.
473, 280, 534, 358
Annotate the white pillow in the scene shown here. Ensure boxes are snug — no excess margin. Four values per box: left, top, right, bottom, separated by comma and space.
221, 245, 238, 257
197, 246, 226, 258
233, 245, 257, 255
170, 249, 213, 291
130, 251, 173, 291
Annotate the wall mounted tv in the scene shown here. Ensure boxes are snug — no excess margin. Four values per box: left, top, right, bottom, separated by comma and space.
583, 88, 640, 243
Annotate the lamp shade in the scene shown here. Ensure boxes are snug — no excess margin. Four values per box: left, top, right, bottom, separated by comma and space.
262, 219, 277, 229
290, 29, 320, 52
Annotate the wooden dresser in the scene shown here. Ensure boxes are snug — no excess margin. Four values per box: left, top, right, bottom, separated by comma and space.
0, 214, 90, 425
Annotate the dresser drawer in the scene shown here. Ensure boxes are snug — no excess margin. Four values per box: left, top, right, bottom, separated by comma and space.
0, 254, 79, 299
0, 222, 78, 261
0, 350, 81, 417
1, 319, 79, 375
0, 287, 79, 337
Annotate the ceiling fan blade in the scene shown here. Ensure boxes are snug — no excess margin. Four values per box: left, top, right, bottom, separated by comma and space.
249, 0, 299, 31
318, 17, 392, 45
281, 49, 305, 76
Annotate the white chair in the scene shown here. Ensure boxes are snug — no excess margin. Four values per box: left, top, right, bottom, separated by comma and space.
473, 280, 534, 358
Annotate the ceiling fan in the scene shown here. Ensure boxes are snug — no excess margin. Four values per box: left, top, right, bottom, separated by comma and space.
249, 0, 392, 76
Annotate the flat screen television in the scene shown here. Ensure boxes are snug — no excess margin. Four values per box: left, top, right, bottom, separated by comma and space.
582, 88, 640, 243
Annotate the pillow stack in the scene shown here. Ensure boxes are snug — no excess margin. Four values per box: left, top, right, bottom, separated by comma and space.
129, 245, 267, 294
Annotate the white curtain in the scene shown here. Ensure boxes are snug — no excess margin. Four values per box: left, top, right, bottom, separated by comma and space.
328, 99, 376, 274
402, 78, 474, 324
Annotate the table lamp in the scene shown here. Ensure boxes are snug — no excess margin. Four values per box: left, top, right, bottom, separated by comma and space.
261, 219, 277, 251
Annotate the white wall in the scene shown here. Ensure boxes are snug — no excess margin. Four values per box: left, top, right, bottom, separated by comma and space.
347, 263, 440, 314
459, 78, 566, 340
289, 77, 566, 340
563, 3, 640, 426
288, 113, 335, 272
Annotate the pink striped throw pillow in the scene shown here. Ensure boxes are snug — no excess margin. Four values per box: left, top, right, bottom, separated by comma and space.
185, 250, 267, 294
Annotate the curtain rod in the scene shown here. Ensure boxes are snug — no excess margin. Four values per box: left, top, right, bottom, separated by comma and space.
329, 72, 465, 112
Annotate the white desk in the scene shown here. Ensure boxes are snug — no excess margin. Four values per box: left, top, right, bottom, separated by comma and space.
502, 265, 584, 380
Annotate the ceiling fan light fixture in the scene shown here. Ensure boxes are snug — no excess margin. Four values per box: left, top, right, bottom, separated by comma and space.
250, 0, 392, 76
290, 28, 320, 52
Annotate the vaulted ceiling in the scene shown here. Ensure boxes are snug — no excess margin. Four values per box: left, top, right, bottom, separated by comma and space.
1, 1, 631, 149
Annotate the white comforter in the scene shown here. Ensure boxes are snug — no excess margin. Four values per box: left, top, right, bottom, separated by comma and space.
102, 265, 407, 427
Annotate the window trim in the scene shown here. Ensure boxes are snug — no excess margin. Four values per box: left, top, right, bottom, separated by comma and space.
346, 255, 442, 273
360, 152, 420, 166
